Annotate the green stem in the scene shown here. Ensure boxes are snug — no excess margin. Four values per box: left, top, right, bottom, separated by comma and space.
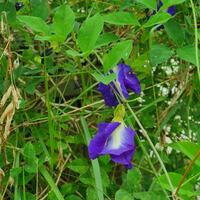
126, 103, 175, 194
174, 149, 200, 196
190, 0, 200, 81
43, 44, 54, 167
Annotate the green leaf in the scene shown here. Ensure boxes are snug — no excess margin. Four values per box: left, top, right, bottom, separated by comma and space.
25, 192, 36, 200
133, 191, 166, 200
149, 44, 173, 66
91, 72, 116, 85
30, 0, 49, 20
86, 187, 98, 200
61, 183, 77, 196
171, 141, 200, 167
164, 19, 185, 46
66, 50, 82, 57
95, 33, 119, 48
10, 167, 22, 178
103, 40, 132, 72
78, 14, 104, 53
132, 52, 151, 74
121, 168, 142, 193
176, 45, 200, 66
23, 142, 37, 173
161, 0, 185, 10
103, 12, 140, 26
115, 189, 133, 200
17, 15, 49, 35
51, 5, 75, 42
158, 173, 194, 197
66, 195, 82, 200
67, 158, 89, 174
143, 12, 172, 28
136, 0, 157, 10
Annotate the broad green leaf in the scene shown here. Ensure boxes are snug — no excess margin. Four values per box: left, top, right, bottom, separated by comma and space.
17, 15, 49, 35
177, 45, 200, 66
115, 189, 133, 200
171, 141, 200, 167
30, 0, 49, 20
51, 5, 75, 42
149, 44, 173, 66
78, 14, 104, 53
164, 19, 185, 46
103, 12, 140, 26
136, 0, 157, 10
158, 173, 194, 197
67, 158, 89, 174
143, 12, 172, 28
161, 0, 185, 10
95, 33, 119, 48
198, 29, 200, 40
103, 40, 132, 72
91, 72, 116, 85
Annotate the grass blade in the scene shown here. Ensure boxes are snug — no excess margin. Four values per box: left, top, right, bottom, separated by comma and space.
81, 117, 104, 200
39, 165, 64, 200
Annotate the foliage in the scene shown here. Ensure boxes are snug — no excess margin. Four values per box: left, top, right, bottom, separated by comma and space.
0, 0, 199, 200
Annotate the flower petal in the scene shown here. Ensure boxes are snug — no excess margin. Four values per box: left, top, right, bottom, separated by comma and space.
98, 82, 119, 107
88, 122, 120, 159
101, 125, 136, 156
117, 64, 129, 98
110, 149, 135, 169
167, 6, 176, 16
118, 64, 141, 95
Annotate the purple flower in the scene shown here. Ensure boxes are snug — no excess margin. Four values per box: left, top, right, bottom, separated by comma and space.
88, 122, 136, 169
98, 63, 141, 107
158, 1, 176, 16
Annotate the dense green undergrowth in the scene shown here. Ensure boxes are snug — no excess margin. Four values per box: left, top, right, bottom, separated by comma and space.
0, 0, 200, 199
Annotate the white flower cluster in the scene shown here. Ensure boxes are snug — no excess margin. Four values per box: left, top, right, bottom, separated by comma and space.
157, 83, 170, 96
161, 58, 180, 76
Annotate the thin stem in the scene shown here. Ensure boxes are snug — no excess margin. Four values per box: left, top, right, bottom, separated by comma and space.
174, 149, 200, 196
190, 0, 200, 81
126, 103, 175, 195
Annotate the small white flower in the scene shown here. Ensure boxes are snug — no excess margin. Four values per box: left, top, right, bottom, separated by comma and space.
160, 86, 169, 96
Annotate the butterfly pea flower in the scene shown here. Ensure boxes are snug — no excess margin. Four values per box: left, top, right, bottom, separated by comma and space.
88, 121, 136, 169
158, 1, 176, 16
98, 63, 141, 107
